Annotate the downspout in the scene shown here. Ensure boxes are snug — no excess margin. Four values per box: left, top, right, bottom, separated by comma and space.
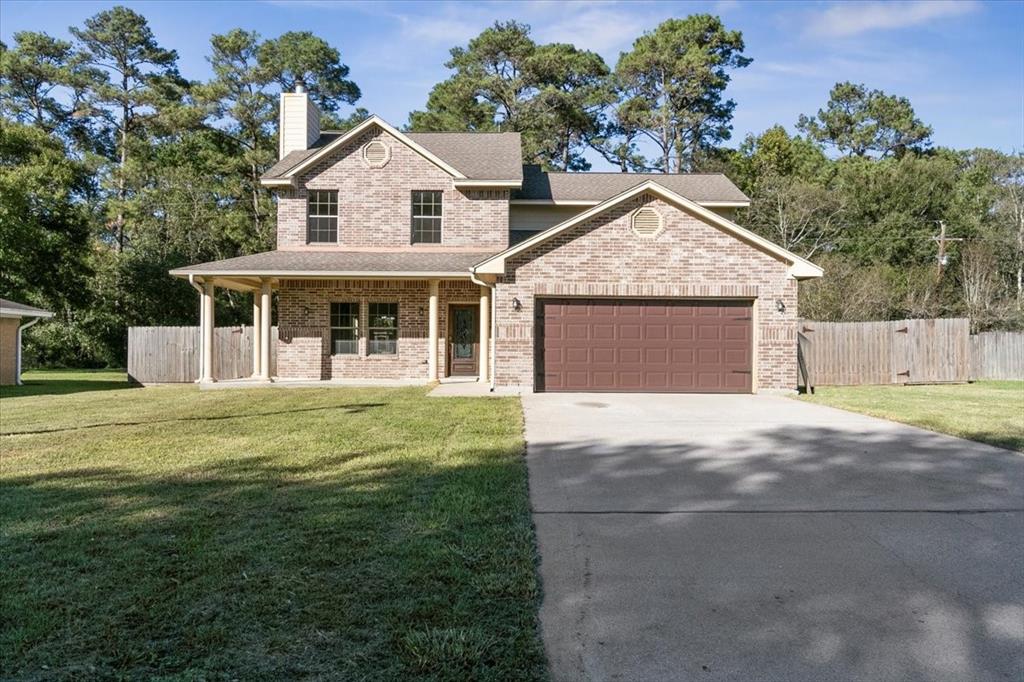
188, 274, 205, 383
469, 269, 497, 392
15, 317, 42, 385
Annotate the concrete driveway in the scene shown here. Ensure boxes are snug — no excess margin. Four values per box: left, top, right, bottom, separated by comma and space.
522, 393, 1024, 682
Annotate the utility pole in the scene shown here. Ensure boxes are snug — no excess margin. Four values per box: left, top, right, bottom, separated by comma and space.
932, 220, 963, 280
936, 220, 947, 278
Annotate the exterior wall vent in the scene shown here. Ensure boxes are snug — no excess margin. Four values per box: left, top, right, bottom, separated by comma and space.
362, 140, 391, 168
631, 207, 663, 238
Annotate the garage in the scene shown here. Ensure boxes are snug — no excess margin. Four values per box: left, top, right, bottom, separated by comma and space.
536, 299, 753, 393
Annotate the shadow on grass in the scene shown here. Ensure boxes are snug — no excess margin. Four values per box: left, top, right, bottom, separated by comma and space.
0, 371, 134, 399
1, 403, 387, 436
0, 444, 547, 681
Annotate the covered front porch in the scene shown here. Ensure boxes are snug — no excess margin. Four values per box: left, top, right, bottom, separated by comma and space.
183, 274, 494, 385
170, 249, 499, 385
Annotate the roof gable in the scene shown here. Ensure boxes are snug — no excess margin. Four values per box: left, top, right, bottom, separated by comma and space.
261, 116, 466, 185
260, 117, 524, 186
473, 180, 823, 280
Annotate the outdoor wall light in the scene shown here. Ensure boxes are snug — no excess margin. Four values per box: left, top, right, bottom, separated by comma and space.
775, 299, 786, 313
512, 297, 522, 311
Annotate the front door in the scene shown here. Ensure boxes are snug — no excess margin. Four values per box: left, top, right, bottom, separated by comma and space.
448, 305, 479, 376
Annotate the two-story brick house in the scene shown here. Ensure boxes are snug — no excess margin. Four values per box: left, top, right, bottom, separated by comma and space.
172, 86, 822, 392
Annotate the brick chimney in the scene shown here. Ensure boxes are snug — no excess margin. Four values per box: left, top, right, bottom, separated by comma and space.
278, 79, 320, 159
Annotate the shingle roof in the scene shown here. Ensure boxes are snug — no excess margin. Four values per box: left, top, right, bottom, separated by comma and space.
169, 250, 495, 277
261, 128, 523, 182
263, 133, 343, 179
261, 119, 746, 204
0, 298, 53, 318
513, 165, 749, 204
406, 132, 523, 182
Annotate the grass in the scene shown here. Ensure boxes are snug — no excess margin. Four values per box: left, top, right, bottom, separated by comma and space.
0, 370, 548, 681
798, 380, 1024, 452
0, 368, 133, 398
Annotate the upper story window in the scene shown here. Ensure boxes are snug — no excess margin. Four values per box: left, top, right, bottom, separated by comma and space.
411, 190, 442, 244
307, 190, 338, 243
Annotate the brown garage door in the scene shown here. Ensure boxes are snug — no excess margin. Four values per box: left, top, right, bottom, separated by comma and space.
536, 299, 753, 393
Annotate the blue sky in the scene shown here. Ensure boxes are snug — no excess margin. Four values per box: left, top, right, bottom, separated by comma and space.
2, 0, 1022, 169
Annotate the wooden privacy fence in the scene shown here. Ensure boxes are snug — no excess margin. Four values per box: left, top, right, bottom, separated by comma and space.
128, 326, 278, 384
970, 331, 1024, 380
798, 318, 972, 387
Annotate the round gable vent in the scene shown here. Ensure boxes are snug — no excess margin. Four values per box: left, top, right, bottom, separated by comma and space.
631, 207, 663, 238
362, 140, 391, 168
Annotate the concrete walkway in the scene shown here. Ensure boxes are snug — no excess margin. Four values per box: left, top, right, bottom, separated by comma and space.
522, 393, 1024, 682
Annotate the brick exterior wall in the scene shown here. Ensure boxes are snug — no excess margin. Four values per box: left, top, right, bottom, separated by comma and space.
0, 317, 19, 385
276, 279, 482, 380
276, 126, 509, 250
492, 193, 799, 391
266, 126, 804, 390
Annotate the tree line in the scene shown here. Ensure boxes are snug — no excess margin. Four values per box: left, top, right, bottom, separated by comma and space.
1, 8, 1021, 367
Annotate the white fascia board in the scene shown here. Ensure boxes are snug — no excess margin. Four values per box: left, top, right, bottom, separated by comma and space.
0, 308, 53, 318
170, 270, 473, 279
702, 200, 750, 208
260, 177, 296, 188
509, 198, 750, 208
452, 179, 522, 188
282, 116, 466, 180
509, 199, 599, 206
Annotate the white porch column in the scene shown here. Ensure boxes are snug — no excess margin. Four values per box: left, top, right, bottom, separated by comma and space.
478, 285, 490, 383
259, 280, 272, 381
201, 281, 215, 383
251, 292, 262, 378
427, 279, 439, 381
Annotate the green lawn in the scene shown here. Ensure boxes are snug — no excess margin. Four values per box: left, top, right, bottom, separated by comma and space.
0, 370, 547, 681
798, 381, 1024, 452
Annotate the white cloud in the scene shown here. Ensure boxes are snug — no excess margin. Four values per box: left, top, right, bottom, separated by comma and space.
759, 61, 826, 77
806, 0, 979, 38
535, 5, 650, 56
394, 13, 482, 47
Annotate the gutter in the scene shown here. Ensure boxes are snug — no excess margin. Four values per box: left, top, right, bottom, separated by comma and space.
469, 270, 497, 393
15, 318, 42, 385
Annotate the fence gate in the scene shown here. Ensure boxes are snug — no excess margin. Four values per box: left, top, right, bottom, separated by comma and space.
799, 318, 970, 386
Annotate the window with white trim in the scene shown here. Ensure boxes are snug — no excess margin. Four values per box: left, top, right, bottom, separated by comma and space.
307, 190, 338, 243
367, 302, 398, 355
330, 302, 358, 355
411, 190, 442, 244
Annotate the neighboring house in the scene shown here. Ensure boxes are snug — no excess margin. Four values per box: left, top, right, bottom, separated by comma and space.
0, 299, 53, 386
171, 86, 822, 393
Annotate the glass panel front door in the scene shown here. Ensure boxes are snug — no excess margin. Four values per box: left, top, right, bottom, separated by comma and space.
454, 308, 474, 358
448, 305, 478, 376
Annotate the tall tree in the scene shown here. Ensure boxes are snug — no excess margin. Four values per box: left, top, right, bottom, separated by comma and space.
727, 126, 842, 258
409, 21, 611, 170
0, 31, 102, 142
257, 31, 360, 113
70, 5, 185, 253
0, 120, 92, 308
612, 15, 751, 173
197, 29, 277, 249
797, 82, 933, 158
0, 120, 97, 365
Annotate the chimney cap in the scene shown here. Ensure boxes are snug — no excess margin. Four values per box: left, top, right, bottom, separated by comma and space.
294, 78, 307, 94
